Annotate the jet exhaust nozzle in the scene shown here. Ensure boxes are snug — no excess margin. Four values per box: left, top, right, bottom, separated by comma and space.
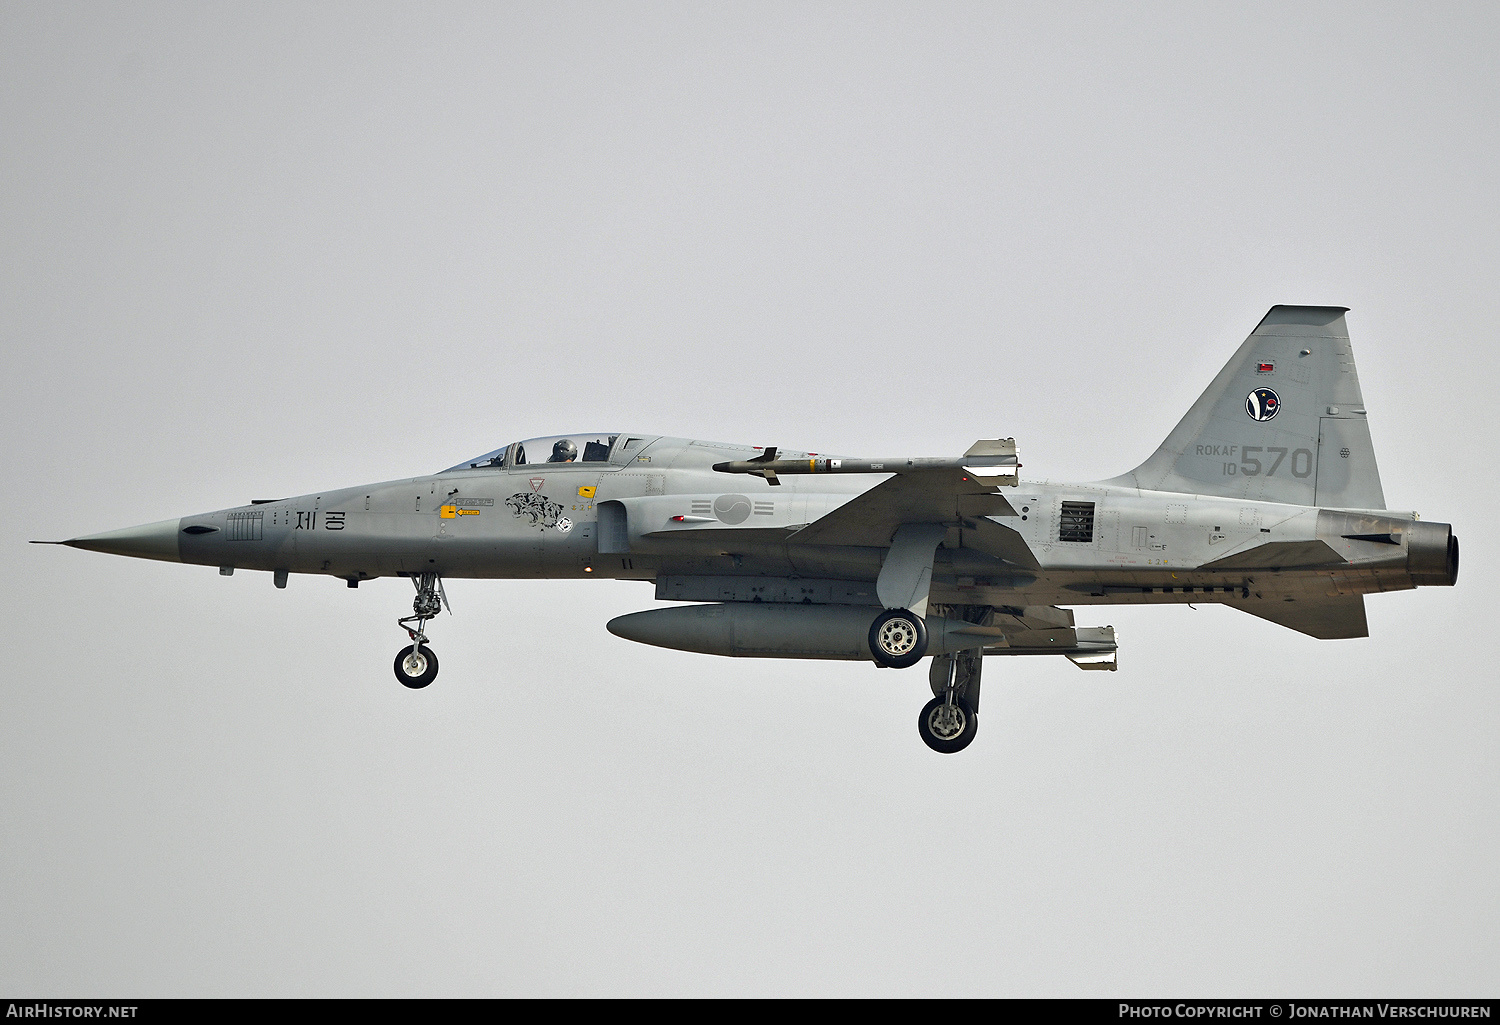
1407, 521, 1458, 586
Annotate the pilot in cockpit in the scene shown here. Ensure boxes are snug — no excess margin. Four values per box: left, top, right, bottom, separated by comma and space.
548, 439, 578, 463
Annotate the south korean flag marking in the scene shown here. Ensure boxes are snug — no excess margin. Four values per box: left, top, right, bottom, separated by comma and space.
1246, 387, 1280, 421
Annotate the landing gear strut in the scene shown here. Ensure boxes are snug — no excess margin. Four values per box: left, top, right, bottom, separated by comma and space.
394, 572, 447, 689
919, 648, 980, 753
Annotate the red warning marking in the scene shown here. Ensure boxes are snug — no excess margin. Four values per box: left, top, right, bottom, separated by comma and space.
529, 477, 545, 492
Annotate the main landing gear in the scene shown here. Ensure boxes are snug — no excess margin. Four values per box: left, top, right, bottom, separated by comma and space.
394, 572, 447, 689
919, 648, 981, 753
866, 608, 980, 753
919, 695, 976, 753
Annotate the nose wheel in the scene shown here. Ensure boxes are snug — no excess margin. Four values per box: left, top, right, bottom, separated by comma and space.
393, 572, 448, 689
394, 644, 439, 688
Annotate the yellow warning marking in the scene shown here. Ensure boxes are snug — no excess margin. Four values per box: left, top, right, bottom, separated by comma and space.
577, 486, 596, 498
458, 508, 479, 516
440, 505, 457, 519
809, 459, 815, 473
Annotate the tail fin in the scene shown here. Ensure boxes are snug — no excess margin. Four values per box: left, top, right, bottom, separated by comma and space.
1104, 305, 1385, 509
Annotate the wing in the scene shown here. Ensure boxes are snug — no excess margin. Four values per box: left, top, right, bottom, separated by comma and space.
787, 469, 1037, 567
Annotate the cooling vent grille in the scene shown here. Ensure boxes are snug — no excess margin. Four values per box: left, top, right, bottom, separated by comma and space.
227, 511, 263, 541
1058, 502, 1095, 543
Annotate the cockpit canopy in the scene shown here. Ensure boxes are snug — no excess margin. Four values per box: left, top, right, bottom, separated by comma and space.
443, 433, 620, 472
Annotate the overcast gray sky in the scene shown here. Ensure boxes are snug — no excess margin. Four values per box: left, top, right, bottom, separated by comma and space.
3, 1, 1496, 997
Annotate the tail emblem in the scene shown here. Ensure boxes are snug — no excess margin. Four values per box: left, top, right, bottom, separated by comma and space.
1246, 388, 1280, 421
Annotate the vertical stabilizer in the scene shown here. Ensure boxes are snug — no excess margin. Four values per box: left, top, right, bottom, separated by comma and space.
1104, 306, 1385, 509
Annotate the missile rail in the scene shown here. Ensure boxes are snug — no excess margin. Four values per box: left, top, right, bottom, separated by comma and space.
712, 439, 1019, 486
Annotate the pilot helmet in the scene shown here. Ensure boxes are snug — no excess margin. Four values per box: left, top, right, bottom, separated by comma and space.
551, 438, 578, 462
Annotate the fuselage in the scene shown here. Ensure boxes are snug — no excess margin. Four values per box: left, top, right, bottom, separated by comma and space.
132, 434, 1455, 613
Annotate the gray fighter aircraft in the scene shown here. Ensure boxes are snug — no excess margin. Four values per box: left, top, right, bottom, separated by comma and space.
41, 306, 1458, 752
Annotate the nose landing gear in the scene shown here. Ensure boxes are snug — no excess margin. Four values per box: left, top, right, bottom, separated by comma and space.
394, 644, 438, 688
394, 572, 448, 689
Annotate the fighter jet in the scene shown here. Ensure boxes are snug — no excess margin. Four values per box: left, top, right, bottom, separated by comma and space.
40, 306, 1458, 752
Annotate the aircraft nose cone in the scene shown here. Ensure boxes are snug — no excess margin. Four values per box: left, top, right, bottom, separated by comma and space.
65, 518, 182, 563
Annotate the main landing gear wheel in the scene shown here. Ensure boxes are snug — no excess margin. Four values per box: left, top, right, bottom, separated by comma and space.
918, 695, 977, 754
394, 644, 439, 688
868, 608, 928, 668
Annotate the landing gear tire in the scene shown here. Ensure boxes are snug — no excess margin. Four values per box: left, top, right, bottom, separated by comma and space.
868, 608, 928, 668
394, 645, 439, 689
918, 695, 977, 754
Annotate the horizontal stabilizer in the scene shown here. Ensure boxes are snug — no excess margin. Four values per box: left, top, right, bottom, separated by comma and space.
1201, 539, 1345, 571
1238, 594, 1369, 639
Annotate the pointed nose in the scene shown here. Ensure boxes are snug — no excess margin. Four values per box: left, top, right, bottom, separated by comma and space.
65, 518, 182, 562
